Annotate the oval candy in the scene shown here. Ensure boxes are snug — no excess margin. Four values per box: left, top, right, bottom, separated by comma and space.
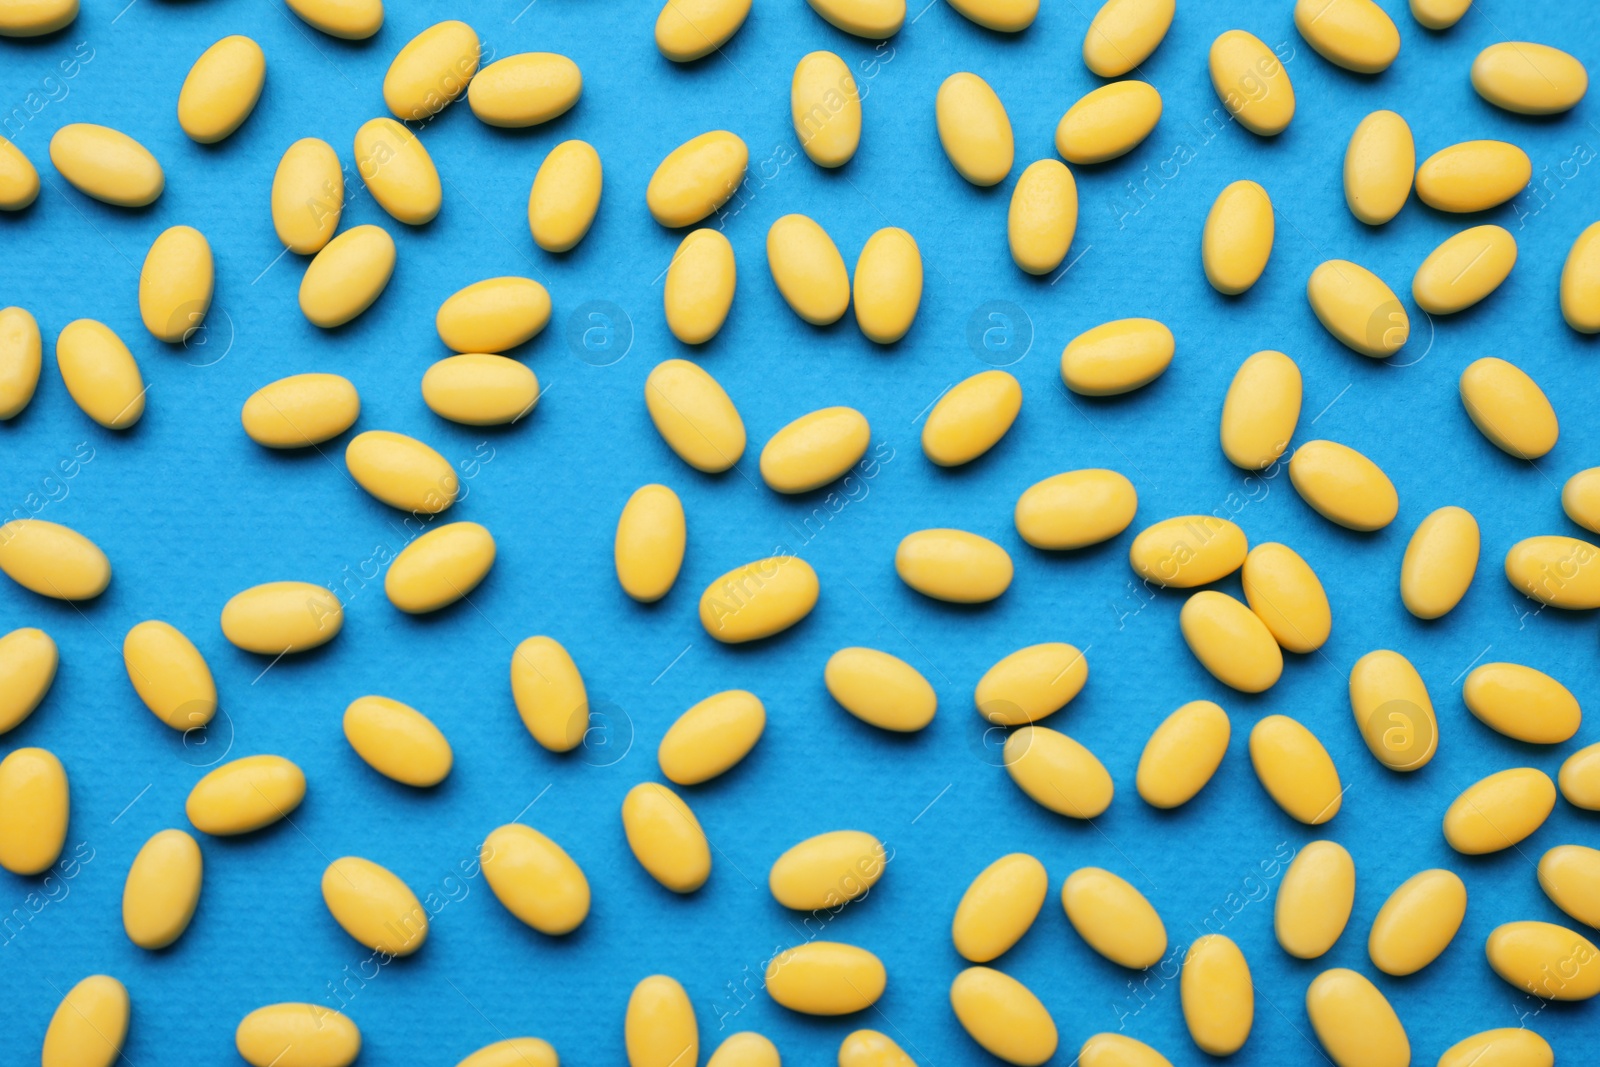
422, 355, 538, 427
456, 1039, 560, 1067
236, 1004, 360, 1067
949, 967, 1057, 1066
923, 370, 1021, 467
1305, 969, 1409, 1067
1220, 350, 1300, 470
1241, 542, 1330, 653
706, 1032, 778, 1067
665, 229, 737, 344
1063, 866, 1166, 968
657, 0, 750, 61
949, 0, 1035, 31
1209, 30, 1294, 136
1181, 934, 1253, 1055
1561, 222, 1600, 333
767, 214, 850, 325
1344, 110, 1414, 225
1459, 357, 1557, 460
1410, 0, 1470, 29
55, 319, 145, 429
1082, 0, 1175, 77
1128, 514, 1245, 588
480, 823, 590, 934
220, 581, 343, 654
1276, 841, 1354, 959
0, 627, 57, 733
286, 0, 382, 39
766, 942, 886, 1015
122, 828, 202, 949
1399, 505, 1479, 619
0, 518, 111, 600
1443, 768, 1555, 854
49, 123, 163, 207
511, 636, 588, 753
1003, 725, 1113, 819
1249, 715, 1342, 824
699, 556, 819, 642
974, 642, 1087, 727
179, 36, 265, 143
1288, 439, 1398, 531
895, 528, 1012, 603
1349, 648, 1438, 772
139, 224, 213, 343
626, 975, 697, 1067
622, 782, 712, 893
839, 1031, 915, 1067
1564, 744, 1600, 809
1416, 140, 1531, 213
647, 131, 748, 228
0, 746, 68, 874
806, 0, 905, 39
936, 73, 1013, 186
299, 224, 395, 327
354, 118, 441, 226
1180, 590, 1283, 693
321, 855, 427, 955
185, 755, 304, 836
1015, 469, 1137, 550
1294, 0, 1400, 73
1472, 42, 1587, 115
1306, 259, 1408, 357
384, 20, 479, 120
1136, 700, 1229, 809
853, 227, 922, 343
1486, 921, 1600, 1000
1008, 159, 1077, 275
0, 306, 42, 417
386, 521, 496, 613
1060, 317, 1173, 396
42, 975, 127, 1067
123, 620, 216, 731
658, 689, 765, 784
468, 52, 581, 127
1202, 180, 1273, 295
1079, 1034, 1175, 1067
1414, 225, 1516, 315
343, 694, 453, 786
793, 51, 861, 167
952, 853, 1048, 963
616, 484, 686, 603
769, 829, 885, 911
825, 647, 936, 732
528, 139, 602, 253
645, 359, 746, 472
761, 406, 868, 494
1504, 536, 1600, 609
1539, 845, 1600, 929
1464, 663, 1579, 745
241, 373, 359, 448
437, 276, 550, 353
1437, 1030, 1553, 1067
271, 138, 343, 254
1055, 81, 1161, 165
0, 138, 38, 211
1368, 868, 1467, 976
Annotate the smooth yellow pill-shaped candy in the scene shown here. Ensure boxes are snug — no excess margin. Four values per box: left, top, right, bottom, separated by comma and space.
1504, 535, 1600, 609
241, 373, 359, 448
806, 0, 905, 39
950, 967, 1057, 1066
0, 518, 111, 600
896, 528, 1012, 603
0, 626, 56, 733
220, 582, 343, 654
923, 370, 1020, 467
480, 823, 590, 934
658, 689, 764, 784
0, 306, 41, 417
975, 642, 1087, 727
1561, 222, 1600, 333
1202, 180, 1272, 295
1305, 969, 1409, 1067
656, 0, 750, 61
767, 214, 850, 325
1459, 357, 1557, 460
1128, 514, 1245, 587
422, 355, 538, 427
952, 853, 1047, 963
1561, 743, 1600, 811
1487, 921, 1600, 1000
1063, 866, 1166, 968
1416, 140, 1530, 213
511, 635, 588, 752
1367, 868, 1467, 976
1249, 715, 1341, 824
55, 318, 144, 429
1472, 42, 1587, 115
343, 695, 452, 786
1181, 935, 1252, 1055
1079, 1034, 1174, 1067
949, 0, 1035, 31
42, 975, 127, 1067
437, 276, 550, 353
1083, 0, 1174, 77
699, 556, 819, 642
285, 0, 382, 39
354, 118, 441, 225
1539, 845, 1600, 929
1464, 663, 1579, 745
706, 1032, 778, 1067
528, 139, 602, 253
272, 138, 343, 254
1444, 768, 1555, 854
648, 130, 748, 228
761, 406, 868, 493
468, 52, 581, 127
49, 123, 163, 206
1414, 225, 1516, 315
1399, 505, 1478, 619
1437, 1030, 1552, 1067
1306, 260, 1408, 357
1061, 317, 1173, 396
1344, 110, 1414, 225
1409, 0, 1469, 29
839, 1030, 917, 1067
627, 975, 697, 1067
769, 829, 885, 910
0, 137, 38, 211
139, 225, 213, 343
645, 358, 746, 472
1008, 159, 1077, 275
1180, 590, 1283, 693
936, 73, 1013, 186
236, 1004, 361, 1067
123, 620, 216, 731
383, 20, 478, 120
385, 521, 496, 612
1349, 649, 1437, 772
123, 828, 202, 949
0, 746, 67, 874
1289, 439, 1398, 531
825, 647, 936, 732
1003, 725, 1113, 819
0, 0, 77, 36
179, 36, 265, 143
1209, 31, 1294, 136
767, 942, 886, 1015
665, 229, 737, 344
455, 1039, 560, 1067
299, 224, 395, 327
1055, 81, 1161, 165
1276, 841, 1354, 959
1136, 700, 1229, 809
322, 855, 427, 955
793, 51, 860, 167
345, 429, 457, 514
853, 227, 922, 343
1294, 0, 1399, 73
622, 782, 712, 893
616, 484, 686, 603
1016, 469, 1137, 550
1241, 542, 1330, 653
186, 754, 304, 835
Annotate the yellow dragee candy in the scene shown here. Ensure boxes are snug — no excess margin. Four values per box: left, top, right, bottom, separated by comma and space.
1540, 845, 1600, 928
621, 781, 712, 893
952, 853, 1047, 962
1437, 1030, 1553, 1067
854, 227, 922, 343
1127, 514, 1245, 587
658, 689, 765, 784
1399, 505, 1479, 619
299, 224, 396, 327
1180, 590, 1282, 692
322, 855, 427, 956
1306, 259, 1408, 357
1201, 180, 1273, 295
1464, 663, 1579, 744
824, 647, 936, 732
1443, 768, 1555, 854
1367, 868, 1467, 975
1561, 222, 1600, 332
664, 229, 737, 343
1459, 357, 1558, 459
0, 306, 42, 417
285, 0, 382, 39
220, 581, 343, 654
767, 213, 850, 325
645, 358, 746, 472
1249, 715, 1342, 824
480, 823, 590, 934
974, 642, 1087, 726
1062, 866, 1166, 968
49, 123, 163, 206
1276, 841, 1354, 959
186, 755, 304, 836
793, 51, 861, 167
0, 746, 67, 874
1136, 700, 1229, 809
699, 556, 819, 642
895, 528, 1012, 602
241, 373, 359, 448
769, 829, 885, 910
936, 72, 1013, 186
178, 36, 265, 143
647, 130, 748, 228
1055, 81, 1161, 165
950, 968, 1057, 1066
1413, 225, 1517, 315
55, 319, 145, 429
1079, 1034, 1175, 1067
1180, 934, 1252, 1055
1015, 469, 1137, 550
1220, 350, 1300, 469
1082, 0, 1174, 77
122, 828, 202, 949
0, 137, 38, 210
383, 20, 478, 120
1003, 725, 1113, 818
760, 406, 869, 493
0, 0, 77, 35
1008, 159, 1077, 275
656, 0, 750, 61
923, 369, 1020, 466
139, 224, 213, 343
1294, 0, 1400, 73
1060, 317, 1173, 396
1209, 30, 1294, 136
1565, 743, 1600, 809
0, 518, 111, 600
1486, 921, 1600, 1000
706, 1032, 779, 1067
615, 484, 687, 603
806, 0, 905, 39
1409, 0, 1469, 30
455, 1038, 560, 1067
387, 521, 497, 612
1289, 439, 1399, 531
528, 139, 603, 252
354, 117, 441, 225
437, 276, 550, 353
422, 354, 539, 426
627, 975, 697, 1067
1343, 110, 1414, 225
467, 52, 581, 127
948, 0, 1036, 32
1472, 42, 1588, 115
0, 627, 57, 733
41, 975, 127, 1067
511, 635, 588, 752
1504, 535, 1600, 609
272, 138, 343, 254
767, 942, 887, 1015
344, 429, 458, 514
839, 1029, 918, 1067
1349, 649, 1438, 772
122, 620, 216, 731
343, 694, 453, 786
1240, 542, 1330, 653
1305, 969, 1409, 1067
1416, 140, 1531, 212
236, 1004, 361, 1067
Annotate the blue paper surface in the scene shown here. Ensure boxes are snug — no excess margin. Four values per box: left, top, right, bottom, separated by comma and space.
2, 0, 1599, 1063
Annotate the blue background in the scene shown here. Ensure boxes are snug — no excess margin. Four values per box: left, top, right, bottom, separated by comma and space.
2, 0, 1599, 1063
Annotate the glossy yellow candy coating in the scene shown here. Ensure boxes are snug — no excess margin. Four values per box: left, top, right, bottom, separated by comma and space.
383, 20, 479, 120
511, 635, 588, 752
468, 52, 581, 127
1413, 225, 1516, 314
707, 1031, 779, 1067
1202, 180, 1273, 295
1209, 30, 1294, 136
1015, 469, 1137, 550
1180, 590, 1283, 692
793, 51, 861, 167
1443, 768, 1555, 854
1288, 439, 1398, 531
1563, 743, 1600, 809
1008, 159, 1077, 275
1399, 505, 1478, 618
1437, 1029, 1553, 1067
936, 73, 1013, 186
1079, 1034, 1173, 1067
0, 746, 68, 874
1472, 42, 1587, 115
622, 782, 712, 893
1349, 648, 1438, 772
948, 0, 1035, 31
767, 942, 886, 1014
179, 36, 265, 143
186, 755, 304, 836
299, 224, 396, 327
0, 626, 56, 733
1304, 968, 1409, 1067
122, 619, 216, 731
139, 225, 213, 343
923, 370, 1021, 466
615, 484, 686, 603
1344, 110, 1413, 224
853, 227, 922, 343
699, 556, 819, 642
895, 528, 1013, 603
241, 373, 359, 449
1539, 845, 1600, 929
285, 0, 382, 39
480, 823, 590, 934
1241, 542, 1330, 653
1136, 700, 1228, 809
345, 429, 457, 514
769, 829, 885, 910
949, 967, 1057, 1066
0, 0, 77, 36
767, 214, 850, 325
1306, 259, 1408, 357
437, 276, 550, 353
1219, 350, 1299, 470
1367, 868, 1466, 975
1276, 841, 1354, 959
1485, 921, 1600, 1000
975, 642, 1087, 726
123, 828, 202, 949
1128, 514, 1245, 587
354, 118, 441, 225
647, 130, 748, 228
1063, 866, 1166, 968
806, 0, 905, 39
1409, 0, 1469, 29
455, 1038, 559, 1067
220, 581, 343, 654
1459, 357, 1558, 459
0, 518, 111, 600
0, 306, 41, 417
235, 1003, 361, 1067
1464, 663, 1579, 744
342, 694, 453, 786
1060, 317, 1173, 396
1561, 223, 1600, 333
1003, 725, 1113, 819
1180, 934, 1252, 1055
49, 123, 163, 206
1055, 81, 1161, 165
665, 229, 737, 344
321, 855, 427, 955
1082, 0, 1173, 77
1249, 715, 1342, 824
645, 358, 746, 472
627, 974, 697, 1067
42, 975, 126, 1067
658, 689, 764, 784
1416, 140, 1531, 213
761, 406, 869, 492
656, 0, 751, 61
1294, 0, 1400, 73
839, 1029, 918, 1067
952, 853, 1047, 962
55, 318, 145, 429
0, 137, 38, 210
1504, 535, 1600, 609
422, 354, 539, 427
825, 647, 936, 732
528, 139, 603, 252
271, 138, 343, 254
